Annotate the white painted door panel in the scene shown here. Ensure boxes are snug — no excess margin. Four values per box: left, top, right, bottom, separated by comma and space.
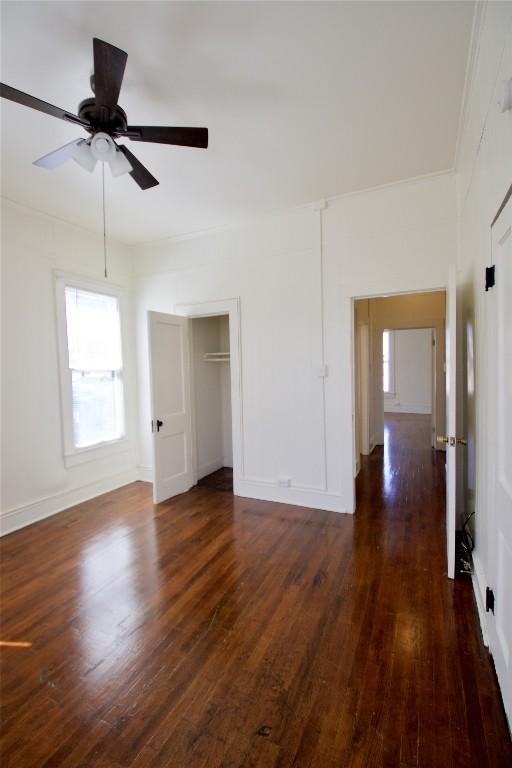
445, 266, 458, 579
488, 199, 512, 725
148, 311, 193, 504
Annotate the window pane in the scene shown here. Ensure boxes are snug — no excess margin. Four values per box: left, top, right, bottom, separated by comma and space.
383, 331, 391, 392
383, 361, 390, 393
72, 371, 124, 448
65, 287, 122, 370
383, 330, 389, 362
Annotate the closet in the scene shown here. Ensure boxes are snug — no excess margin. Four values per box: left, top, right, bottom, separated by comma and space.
190, 315, 232, 482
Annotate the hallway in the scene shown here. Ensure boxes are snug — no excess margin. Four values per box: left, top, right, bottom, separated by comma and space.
0, 417, 510, 766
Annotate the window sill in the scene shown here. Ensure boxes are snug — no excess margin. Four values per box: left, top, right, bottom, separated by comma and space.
64, 437, 130, 468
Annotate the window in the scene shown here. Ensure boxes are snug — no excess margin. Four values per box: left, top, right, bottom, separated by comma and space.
56, 276, 126, 463
382, 330, 395, 394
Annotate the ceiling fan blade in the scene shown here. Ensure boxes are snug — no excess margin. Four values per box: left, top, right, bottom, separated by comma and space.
0, 83, 89, 127
123, 125, 208, 149
33, 138, 86, 170
93, 38, 127, 107
118, 145, 159, 190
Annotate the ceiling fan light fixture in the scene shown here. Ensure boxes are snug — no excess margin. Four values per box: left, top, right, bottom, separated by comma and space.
90, 131, 116, 163
109, 147, 132, 178
71, 139, 97, 172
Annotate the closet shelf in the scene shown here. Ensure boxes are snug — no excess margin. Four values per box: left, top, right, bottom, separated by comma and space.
203, 352, 230, 362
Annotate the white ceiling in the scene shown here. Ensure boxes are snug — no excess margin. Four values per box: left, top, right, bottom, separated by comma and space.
1, 1, 474, 244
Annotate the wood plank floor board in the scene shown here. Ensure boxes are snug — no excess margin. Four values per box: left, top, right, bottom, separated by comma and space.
1, 414, 510, 766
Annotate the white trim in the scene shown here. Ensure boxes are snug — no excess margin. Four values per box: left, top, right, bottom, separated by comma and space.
472, 550, 490, 647
54, 271, 129, 467
344, 282, 449, 515
0, 469, 138, 537
317, 207, 328, 491
236, 479, 346, 514
63, 439, 130, 467
132, 170, 455, 249
1, 196, 133, 248
175, 298, 244, 492
454, 1, 486, 169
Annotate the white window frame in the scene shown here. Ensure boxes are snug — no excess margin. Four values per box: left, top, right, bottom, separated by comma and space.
55, 271, 129, 467
382, 329, 396, 396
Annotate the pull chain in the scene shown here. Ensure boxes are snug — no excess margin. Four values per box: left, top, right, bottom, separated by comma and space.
102, 163, 108, 278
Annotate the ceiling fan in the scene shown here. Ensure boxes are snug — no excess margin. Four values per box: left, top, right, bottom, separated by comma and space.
0, 38, 208, 190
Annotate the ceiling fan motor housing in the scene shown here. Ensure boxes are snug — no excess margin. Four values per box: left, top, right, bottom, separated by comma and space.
78, 98, 128, 135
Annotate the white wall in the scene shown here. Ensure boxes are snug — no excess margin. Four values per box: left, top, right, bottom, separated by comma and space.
132, 172, 457, 514
1, 199, 138, 534
384, 329, 432, 414
191, 315, 232, 479
455, 0, 512, 659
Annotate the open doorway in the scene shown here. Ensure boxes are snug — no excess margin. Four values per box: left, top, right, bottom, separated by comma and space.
190, 315, 233, 494
353, 290, 446, 501
148, 298, 242, 505
383, 327, 436, 453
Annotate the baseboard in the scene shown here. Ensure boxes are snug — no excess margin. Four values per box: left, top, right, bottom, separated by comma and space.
0, 468, 138, 537
198, 458, 224, 480
137, 464, 153, 482
235, 479, 348, 514
471, 550, 489, 647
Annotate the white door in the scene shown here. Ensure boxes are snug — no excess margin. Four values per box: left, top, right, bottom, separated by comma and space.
445, 266, 458, 579
487, 198, 512, 723
148, 311, 193, 504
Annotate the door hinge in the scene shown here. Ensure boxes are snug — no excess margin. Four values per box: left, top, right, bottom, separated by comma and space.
485, 586, 495, 614
151, 419, 154, 433
485, 265, 495, 291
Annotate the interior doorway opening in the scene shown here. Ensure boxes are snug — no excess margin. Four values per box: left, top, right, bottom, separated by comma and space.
190, 314, 233, 494
353, 291, 447, 506
383, 326, 436, 452
148, 298, 241, 506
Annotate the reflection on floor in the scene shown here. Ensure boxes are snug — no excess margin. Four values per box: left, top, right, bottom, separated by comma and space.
1, 419, 510, 766
197, 467, 233, 493
384, 411, 433, 450
357, 412, 439, 510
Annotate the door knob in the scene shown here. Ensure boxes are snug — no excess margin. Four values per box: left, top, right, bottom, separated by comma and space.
436, 435, 467, 446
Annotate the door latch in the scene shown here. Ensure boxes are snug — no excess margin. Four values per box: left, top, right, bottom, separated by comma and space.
156, 419, 163, 432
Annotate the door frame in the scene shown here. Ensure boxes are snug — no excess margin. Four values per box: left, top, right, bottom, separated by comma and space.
485, 195, 512, 723
358, 322, 371, 460
344, 284, 448, 514
175, 298, 243, 495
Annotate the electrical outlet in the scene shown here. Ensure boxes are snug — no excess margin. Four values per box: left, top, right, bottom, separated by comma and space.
278, 476, 291, 487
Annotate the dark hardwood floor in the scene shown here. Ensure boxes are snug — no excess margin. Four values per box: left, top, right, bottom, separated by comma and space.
1, 414, 510, 767
197, 467, 234, 493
